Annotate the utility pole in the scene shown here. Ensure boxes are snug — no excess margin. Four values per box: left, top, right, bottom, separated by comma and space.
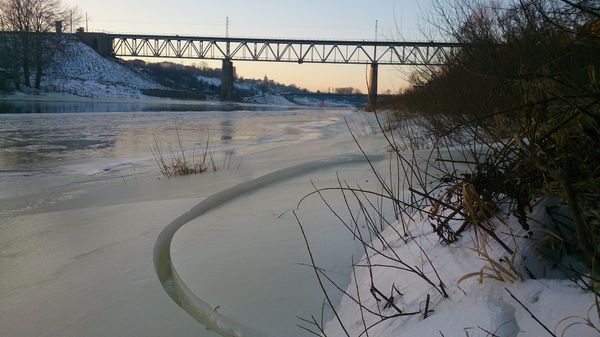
375, 20, 378, 42
226, 16, 229, 38
86, 13, 88, 32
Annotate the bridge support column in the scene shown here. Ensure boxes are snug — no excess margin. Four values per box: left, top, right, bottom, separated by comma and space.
368, 62, 378, 111
221, 59, 234, 101
76, 32, 113, 57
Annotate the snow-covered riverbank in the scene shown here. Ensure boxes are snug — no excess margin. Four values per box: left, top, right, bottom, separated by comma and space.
324, 209, 599, 336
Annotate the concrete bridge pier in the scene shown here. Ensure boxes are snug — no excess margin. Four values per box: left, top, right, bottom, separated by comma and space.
368, 62, 378, 110
220, 59, 234, 101
76, 32, 113, 57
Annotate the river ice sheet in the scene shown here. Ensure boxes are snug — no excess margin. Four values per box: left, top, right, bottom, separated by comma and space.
169, 157, 384, 337
0, 102, 370, 199
0, 102, 385, 337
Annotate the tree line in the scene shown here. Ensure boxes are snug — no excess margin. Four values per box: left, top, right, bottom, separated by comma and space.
389, 0, 599, 271
0, 0, 80, 90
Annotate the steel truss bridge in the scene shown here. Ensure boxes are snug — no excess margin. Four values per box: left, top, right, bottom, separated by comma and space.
110, 34, 461, 66
76, 32, 461, 104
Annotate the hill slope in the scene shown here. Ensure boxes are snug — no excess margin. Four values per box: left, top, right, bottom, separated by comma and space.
41, 39, 161, 99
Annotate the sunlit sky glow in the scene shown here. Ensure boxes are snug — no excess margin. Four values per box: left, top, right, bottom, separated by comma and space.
64, 0, 440, 93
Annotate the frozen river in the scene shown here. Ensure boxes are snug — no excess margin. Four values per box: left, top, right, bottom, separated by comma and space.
0, 99, 389, 337
0, 100, 370, 199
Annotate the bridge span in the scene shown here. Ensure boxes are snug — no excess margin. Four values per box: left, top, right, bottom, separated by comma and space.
77, 32, 461, 105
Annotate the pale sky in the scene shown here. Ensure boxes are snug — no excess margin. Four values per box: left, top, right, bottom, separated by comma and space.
64, 0, 439, 93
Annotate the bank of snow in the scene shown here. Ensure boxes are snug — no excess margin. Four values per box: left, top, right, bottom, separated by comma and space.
324, 207, 599, 336
197, 75, 222, 87
196, 75, 355, 107
41, 39, 161, 99
242, 93, 296, 105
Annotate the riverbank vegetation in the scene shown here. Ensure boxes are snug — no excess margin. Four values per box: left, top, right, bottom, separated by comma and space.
150, 128, 241, 178
394, 0, 600, 271
299, 0, 600, 335
0, 0, 80, 91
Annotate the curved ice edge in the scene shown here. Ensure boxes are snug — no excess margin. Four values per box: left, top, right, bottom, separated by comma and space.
153, 153, 384, 337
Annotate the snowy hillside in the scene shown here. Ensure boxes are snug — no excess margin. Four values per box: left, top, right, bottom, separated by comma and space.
196, 75, 221, 87
41, 39, 162, 99
196, 75, 355, 107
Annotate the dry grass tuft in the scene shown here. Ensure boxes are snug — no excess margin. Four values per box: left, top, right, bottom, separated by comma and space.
458, 246, 523, 286
150, 128, 237, 178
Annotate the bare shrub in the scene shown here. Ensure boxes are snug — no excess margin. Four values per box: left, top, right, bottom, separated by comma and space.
297, 1, 599, 335
150, 128, 240, 178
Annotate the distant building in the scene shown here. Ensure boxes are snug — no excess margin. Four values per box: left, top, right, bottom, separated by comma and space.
335, 87, 362, 95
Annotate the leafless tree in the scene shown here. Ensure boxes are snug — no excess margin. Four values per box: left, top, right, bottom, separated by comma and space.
0, 8, 21, 89
1, 0, 34, 87
0, 0, 80, 89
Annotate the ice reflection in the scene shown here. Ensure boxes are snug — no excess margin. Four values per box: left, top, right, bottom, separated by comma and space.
0, 100, 295, 115
0, 118, 115, 167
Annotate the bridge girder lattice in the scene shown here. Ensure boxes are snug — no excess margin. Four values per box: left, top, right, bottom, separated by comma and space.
111, 34, 461, 66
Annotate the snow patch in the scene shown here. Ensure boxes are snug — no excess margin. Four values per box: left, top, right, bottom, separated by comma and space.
242, 94, 296, 106
324, 213, 599, 337
196, 75, 221, 87
291, 96, 355, 108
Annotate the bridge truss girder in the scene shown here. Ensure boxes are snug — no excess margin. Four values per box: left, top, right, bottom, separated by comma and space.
111, 35, 461, 66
